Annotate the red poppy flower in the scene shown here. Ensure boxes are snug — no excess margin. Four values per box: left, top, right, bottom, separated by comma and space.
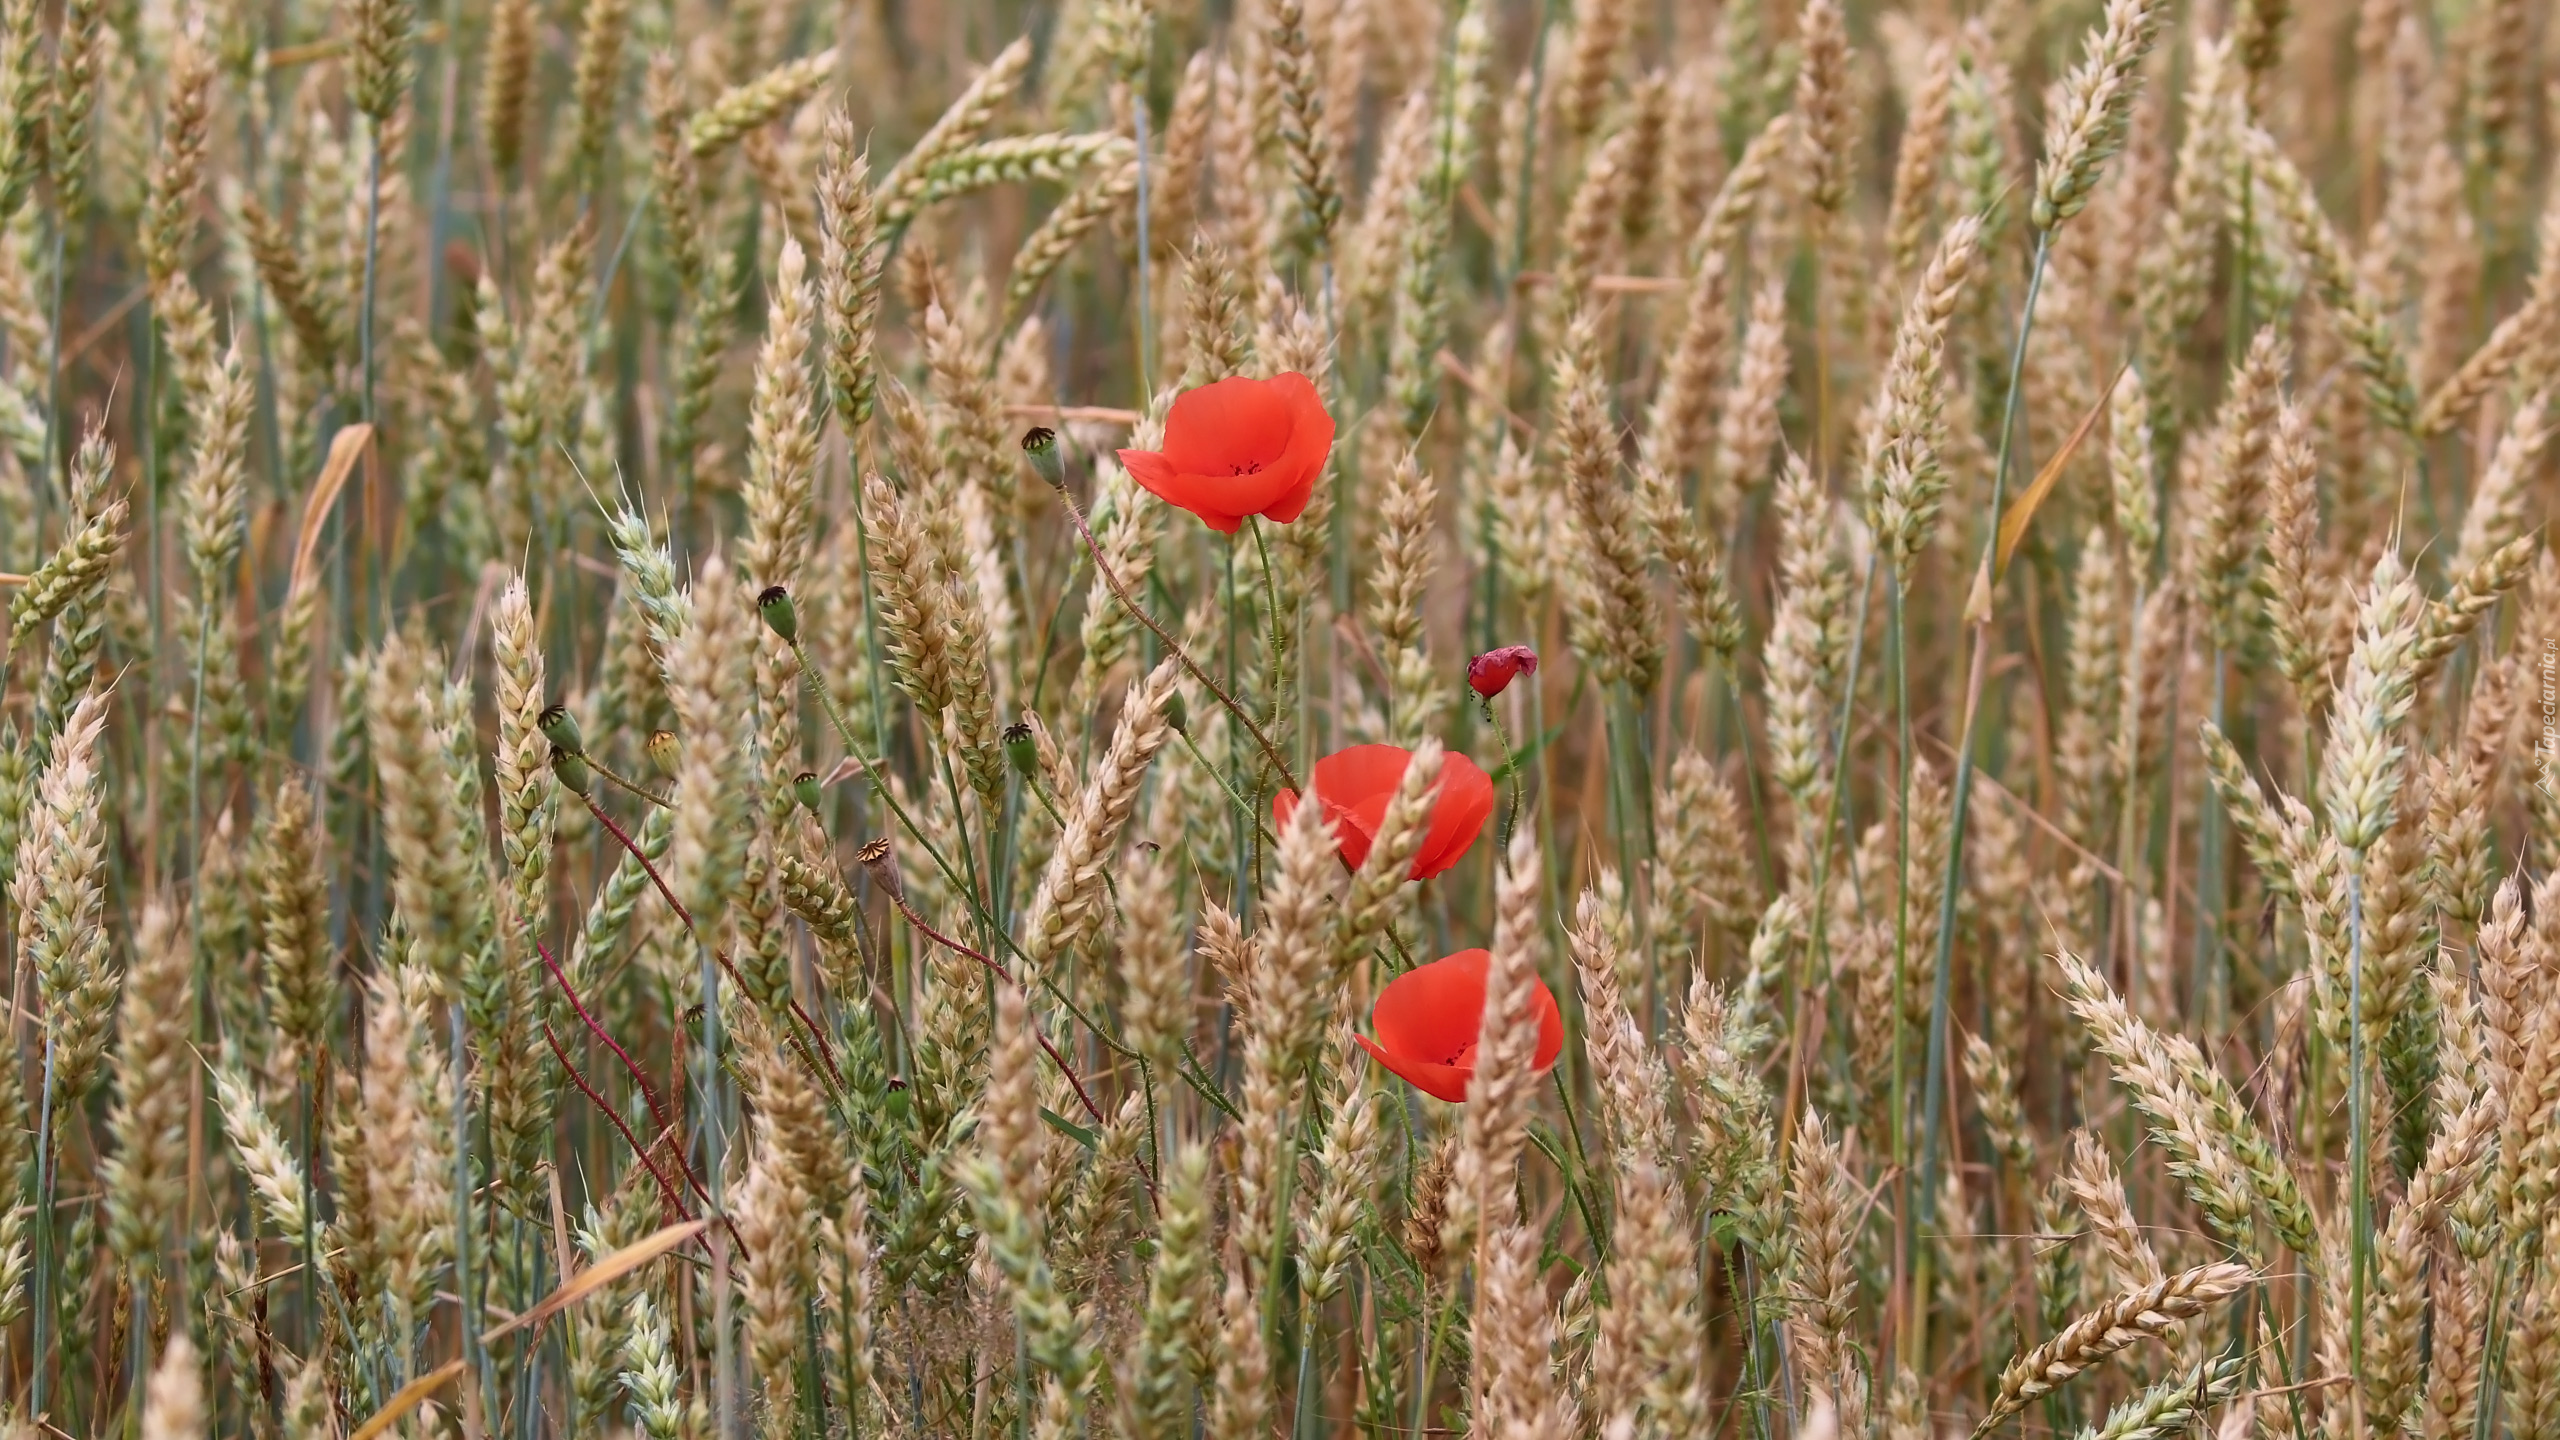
1273, 744, 1493, 880
1353, 949, 1565, 1103
1116, 372, 1336, 534
1468, 645, 1539, 699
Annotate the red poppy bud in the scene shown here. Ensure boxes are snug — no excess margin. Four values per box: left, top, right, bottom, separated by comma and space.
1467, 645, 1539, 699
1115, 372, 1336, 534
1352, 949, 1565, 1102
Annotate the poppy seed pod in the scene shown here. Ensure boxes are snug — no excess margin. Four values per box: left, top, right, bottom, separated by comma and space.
1021, 426, 1065, 489
1003, 721, 1039, 777
756, 585, 799, 645
792, 771, 824, 813
645, 729, 682, 781
856, 836, 902, 900
538, 703, 583, 752
548, 745, 594, 797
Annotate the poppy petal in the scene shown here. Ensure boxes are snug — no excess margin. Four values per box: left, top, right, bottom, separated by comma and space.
1314, 745, 1417, 801
1354, 1033, 1473, 1104
1317, 794, 1376, 870
1122, 456, 1253, 535
1116, 447, 1178, 493
1273, 374, 1337, 501
1369, 949, 1492, 1067
1529, 977, 1565, 1072
1157, 376, 1300, 475
1258, 464, 1322, 524
1412, 753, 1496, 880
1190, 505, 1247, 535
1208, 468, 1305, 524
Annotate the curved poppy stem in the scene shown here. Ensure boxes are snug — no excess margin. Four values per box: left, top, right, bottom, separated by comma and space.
1481, 697, 1525, 854
537, 939, 694, 1200
543, 1020, 746, 1255
578, 750, 674, 808
579, 790, 842, 1088
1246, 515, 1292, 734
1172, 724, 1282, 849
873, 885, 1109, 1133
1051, 478, 1300, 792
545, 1019, 689, 1219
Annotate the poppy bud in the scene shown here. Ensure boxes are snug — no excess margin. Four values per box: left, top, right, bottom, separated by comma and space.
1021, 426, 1065, 489
1467, 645, 1539, 699
756, 585, 799, 645
1003, 721, 1039, 777
538, 703, 583, 752
1164, 689, 1189, 733
548, 745, 594, 797
792, 771, 824, 813
645, 729, 683, 780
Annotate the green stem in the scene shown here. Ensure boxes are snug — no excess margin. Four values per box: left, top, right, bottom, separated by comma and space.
1550, 1066, 1605, 1262
2192, 651, 2228, 1036
1406, 1281, 1467, 1440
1890, 573, 1913, 1174
1249, 517, 1289, 740
1908, 227, 2054, 1374
1483, 700, 1524, 852
361, 125, 384, 427
2347, 862, 2370, 1394
1173, 725, 1280, 850
1051, 480, 1298, 789
704, 937, 735, 1440
39, 214, 64, 526
2113, 575, 2148, 1007
29, 1034, 53, 1423
1782, 554, 1876, 1162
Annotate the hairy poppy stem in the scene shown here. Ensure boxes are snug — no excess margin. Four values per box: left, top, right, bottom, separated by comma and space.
578, 790, 843, 1089
537, 938, 698, 1202
1171, 724, 1281, 848
581, 751, 674, 808
1480, 698, 1525, 853
543, 1020, 746, 1254
864, 866, 1108, 1130
1049, 475, 1301, 791
781, 634, 1024, 948
579, 791, 695, 929
544, 1019, 690, 1218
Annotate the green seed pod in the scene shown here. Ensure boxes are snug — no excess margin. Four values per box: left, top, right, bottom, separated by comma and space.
1002, 721, 1038, 777
1164, 688, 1189, 734
792, 771, 824, 813
549, 745, 594, 796
1021, 426, 1065, 489
538, 703, 583, 753
756, 585, 799, 645
645, 729, 682, 781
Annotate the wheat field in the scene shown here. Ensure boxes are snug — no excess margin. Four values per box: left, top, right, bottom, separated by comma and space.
0, 0, 2552, 1432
